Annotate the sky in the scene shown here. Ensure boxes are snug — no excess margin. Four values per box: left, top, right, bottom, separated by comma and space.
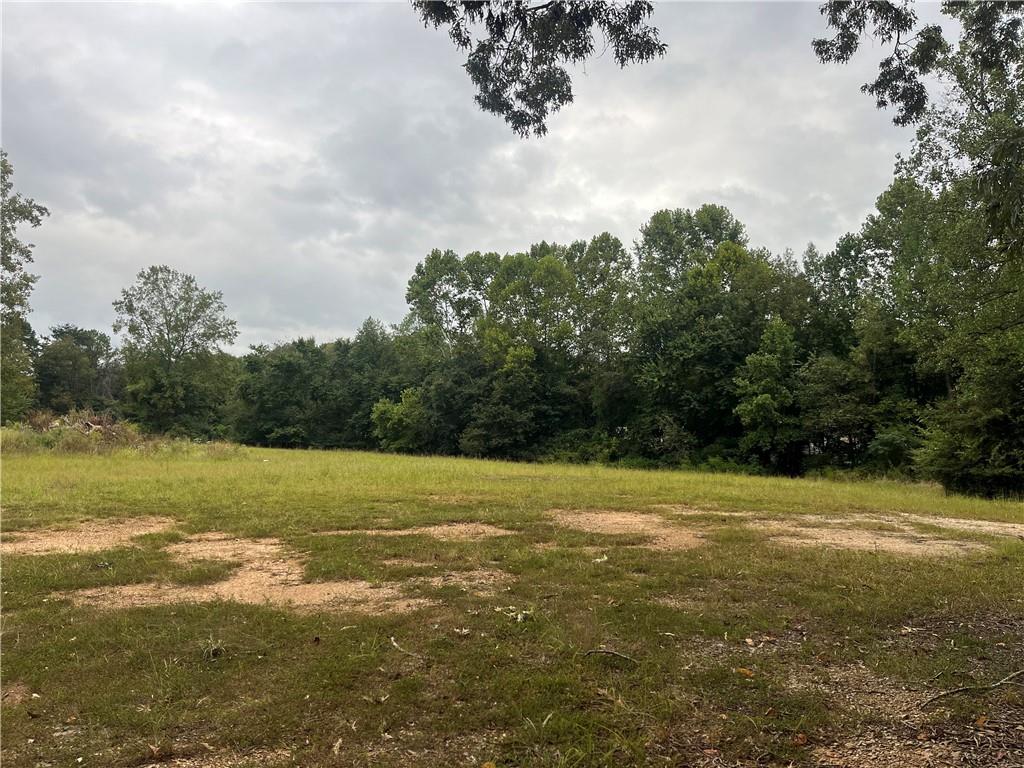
3, 1, 925, 351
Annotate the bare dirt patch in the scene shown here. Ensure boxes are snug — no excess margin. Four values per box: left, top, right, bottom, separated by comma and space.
1, 681, 31, 707
62, 532, 512, 613
761, 520, 988, 556
1, 516, 176, 555
317, 522, 514, 541
548, 510, 703, 551
65, 532, 431, 613
651, 505, 1024, 543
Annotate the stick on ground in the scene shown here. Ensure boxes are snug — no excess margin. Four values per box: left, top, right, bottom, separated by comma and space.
584, 648, 638, 664
920, 669, 1023, 709
389, 636, 426, 661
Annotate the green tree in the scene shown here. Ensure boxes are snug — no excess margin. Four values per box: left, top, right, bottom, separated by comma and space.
324, 318, 405, 448
734, 319, 804, 474
813, 1, 1022, 126
636, 204, 748, 290
36, 325, 121, 413
915, 340, 1024, 497
796, 353, 874, 469
1, 150, 48, 319
1, 151, 49, 422
813, 4, 1024, 493
460, 345, 541, 457
113, 266, 239, 435
231, 339, 332, 447
372, 388, 435, 453
416, 1, 665, 136
1, 317, 36, 421
406, 248, 498, 347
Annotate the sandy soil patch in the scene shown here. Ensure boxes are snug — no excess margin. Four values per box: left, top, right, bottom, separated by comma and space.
65, 532, 431, 613
652, 505, 1024, 541
761, 520, 987, 556
548, 510, 703, 551
1, 681, 31, 707
317, 522, 514, 541
1, 516, 176, 555
62, 532, 512, 613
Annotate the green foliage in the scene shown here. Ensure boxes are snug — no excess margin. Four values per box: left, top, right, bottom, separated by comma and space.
113, 265, 238, 368
1, 152, 48, 424
915, 337, 1024, 497
372, 388, 434, 453
1, 316, 37, 423
113, 266, 239, 437
734, 319, 803, 474
813, 1, 1022, 126
1, 150, 49, 318
416, 1, 665, 137
35, 325, 122, 413
460, 345, 541, 458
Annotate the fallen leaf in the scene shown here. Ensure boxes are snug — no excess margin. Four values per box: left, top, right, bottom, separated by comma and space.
735, 667, 755, 677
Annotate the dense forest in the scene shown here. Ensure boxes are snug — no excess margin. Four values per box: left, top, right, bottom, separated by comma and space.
2, 2, 1021, 497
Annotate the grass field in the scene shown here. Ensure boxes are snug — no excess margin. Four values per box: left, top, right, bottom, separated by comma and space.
2, 447, 1023, 767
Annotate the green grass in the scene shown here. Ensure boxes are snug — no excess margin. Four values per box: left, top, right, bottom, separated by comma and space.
2, 447, 1022, 767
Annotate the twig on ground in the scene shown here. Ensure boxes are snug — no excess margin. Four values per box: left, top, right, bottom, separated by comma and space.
389, 636, 425, 661
584, 648, 638, 664
920, 669, 1024, 709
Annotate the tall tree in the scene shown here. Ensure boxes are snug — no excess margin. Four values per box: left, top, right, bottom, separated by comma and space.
114, 266, 238, 372
113, 266, 239, 435
1, 151, 49, 422
1, 150, 49, 319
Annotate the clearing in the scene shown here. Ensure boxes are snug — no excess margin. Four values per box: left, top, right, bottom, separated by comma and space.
1, 448, 1022, 767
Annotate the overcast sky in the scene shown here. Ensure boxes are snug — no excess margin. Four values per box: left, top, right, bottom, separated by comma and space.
4, 1, 926, 350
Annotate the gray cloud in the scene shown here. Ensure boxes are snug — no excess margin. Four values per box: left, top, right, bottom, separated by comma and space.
3, 2, 925, 351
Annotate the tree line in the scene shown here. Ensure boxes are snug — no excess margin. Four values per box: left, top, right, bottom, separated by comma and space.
1, 1, 1020, 496
3, 156, 1020, 496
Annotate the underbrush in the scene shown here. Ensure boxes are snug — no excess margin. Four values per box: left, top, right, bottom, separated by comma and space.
1, 409, 245, 459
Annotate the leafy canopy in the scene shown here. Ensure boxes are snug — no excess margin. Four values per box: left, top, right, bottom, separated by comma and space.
415, 1, 665, 136
113, 265, 238, 367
